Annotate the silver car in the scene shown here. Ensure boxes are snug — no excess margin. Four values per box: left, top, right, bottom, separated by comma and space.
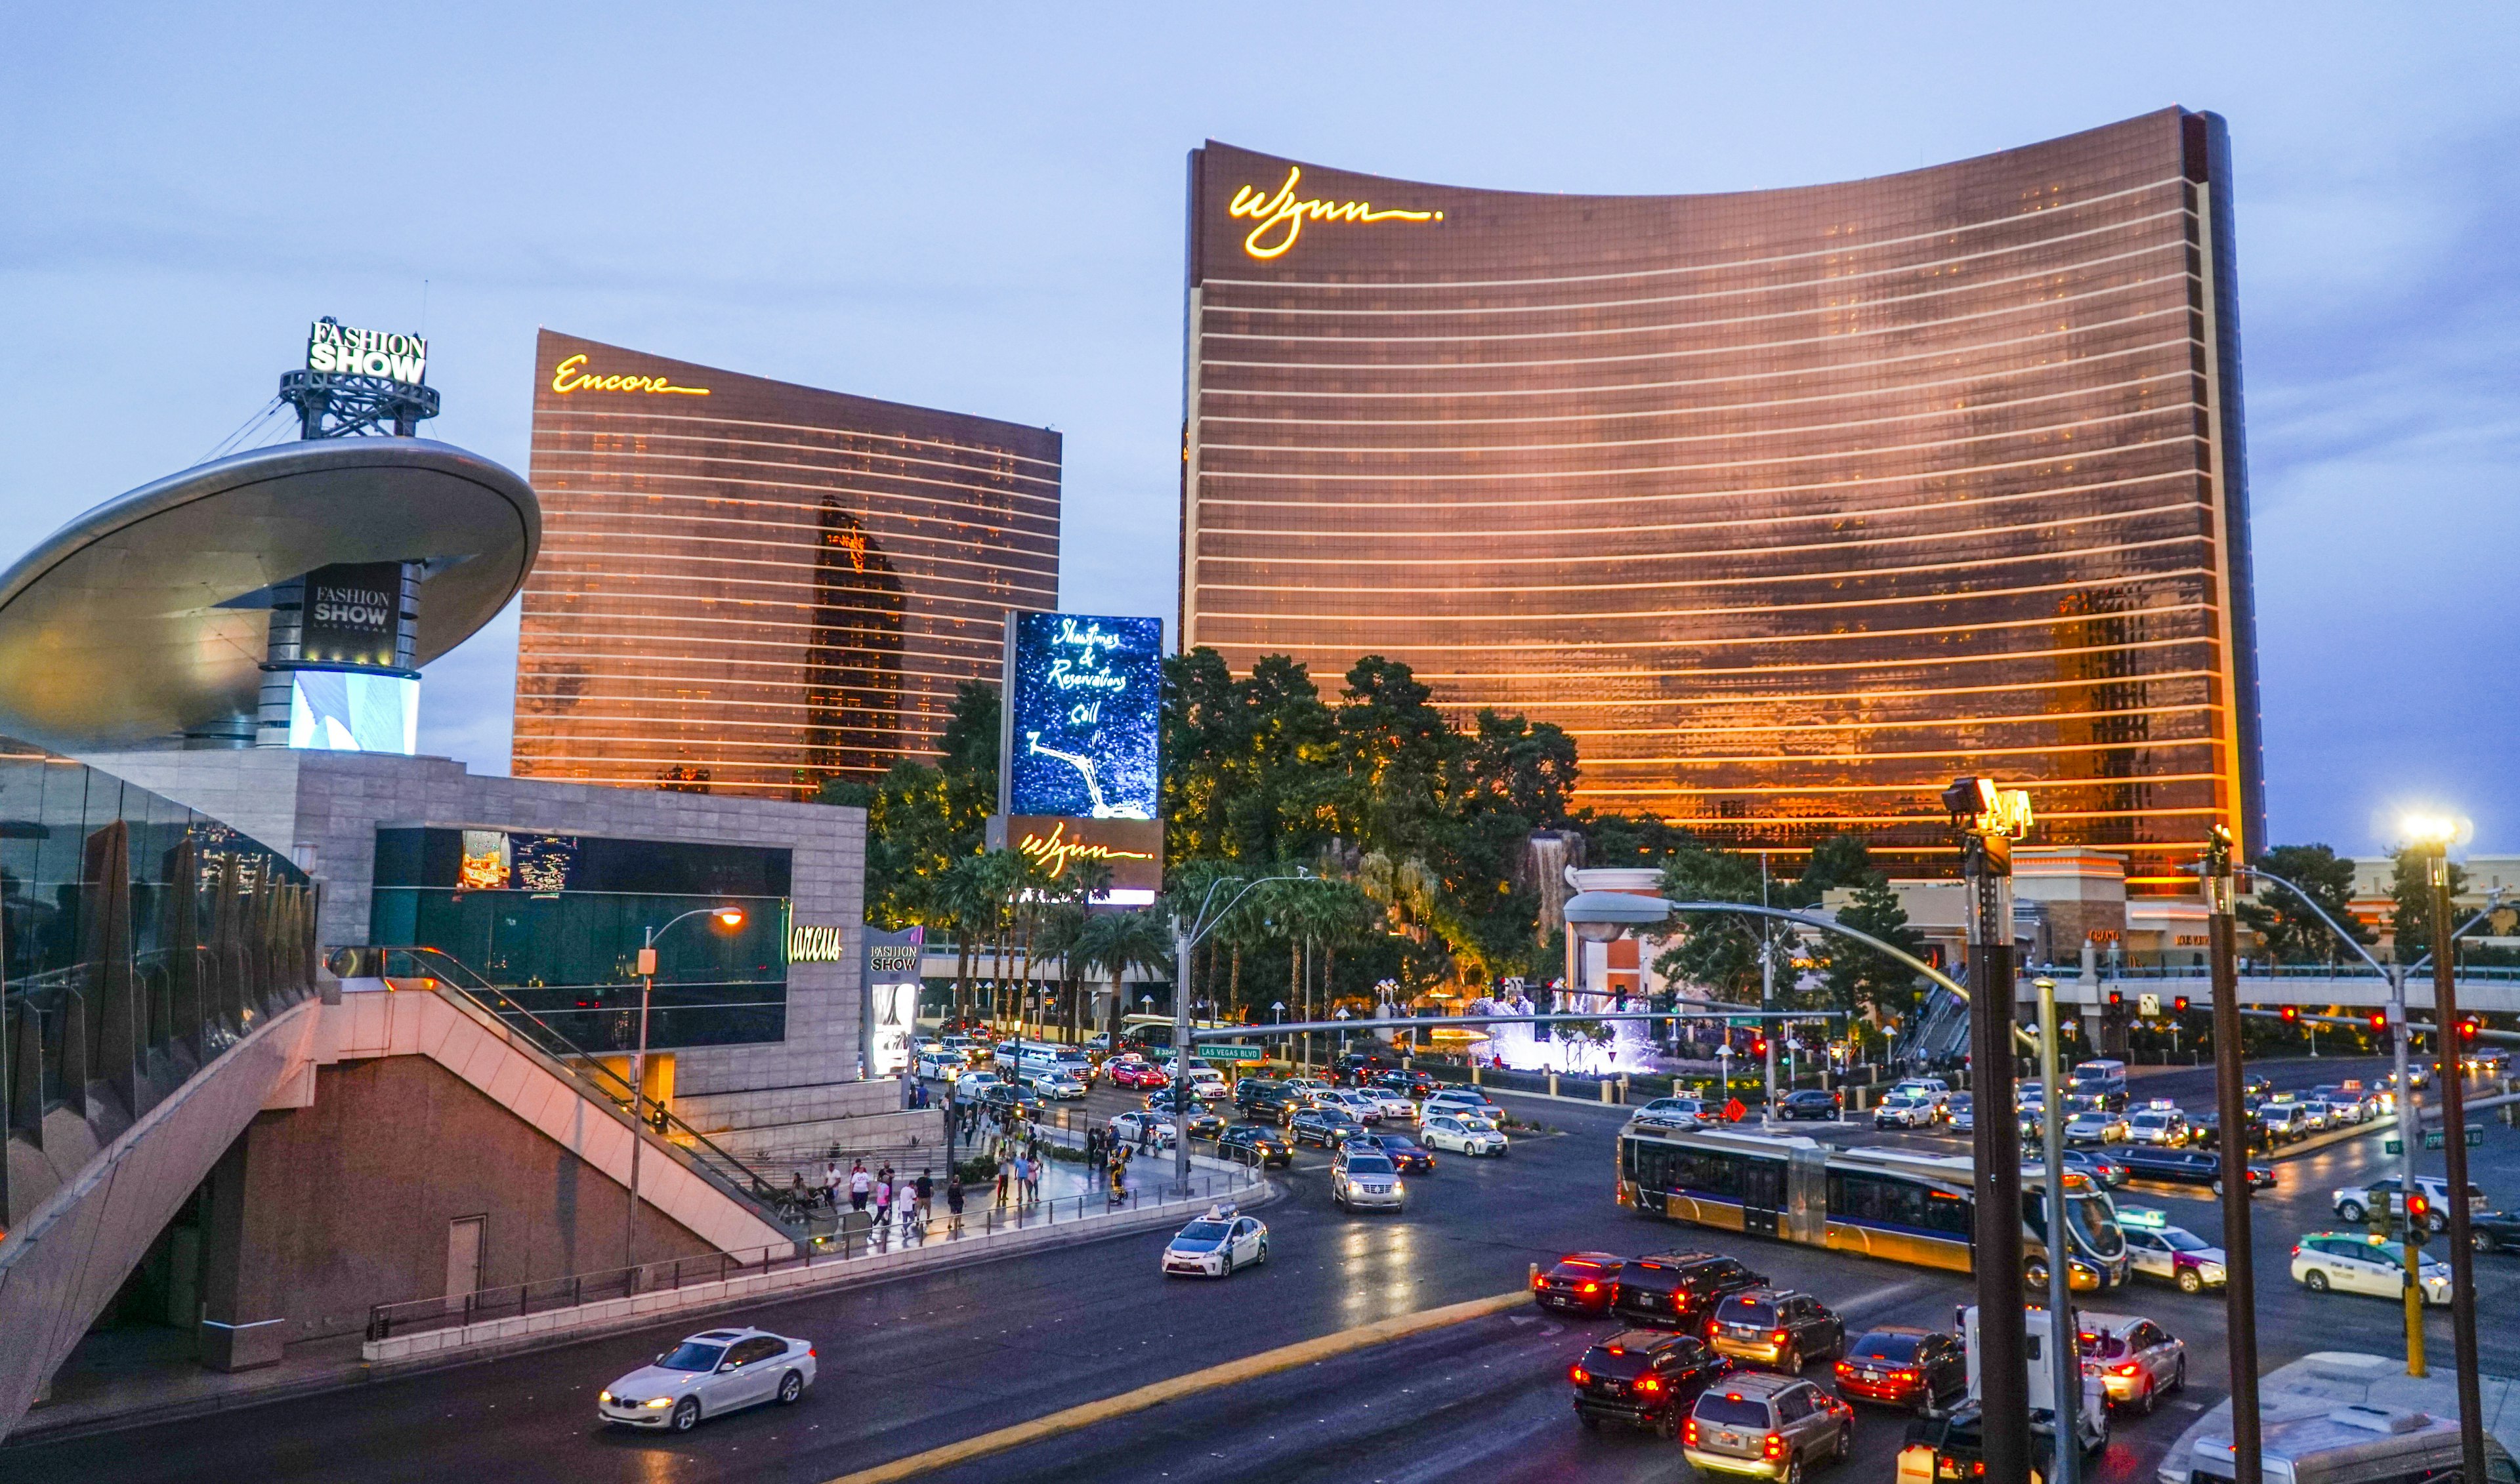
1331, 1149, 1406, 1212
1681, 1371, 1852, 1479
2072, 1311, 2186, 1413
598, 1327, 816, 1432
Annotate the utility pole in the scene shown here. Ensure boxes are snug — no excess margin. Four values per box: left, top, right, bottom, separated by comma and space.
2414, 824, 2487, 1484
1760, 853, 1777, 1127
2204, 827, 2262, 1484
2392, 962, 2426, 1377
1172, 918, 1194, 1190
1946, 777, 2030, 1484
2036, 976, 2080, 1484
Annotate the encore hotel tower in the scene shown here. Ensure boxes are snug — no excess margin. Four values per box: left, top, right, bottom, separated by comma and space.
515, 331, 1060, 798
1180, 108, 2264, 880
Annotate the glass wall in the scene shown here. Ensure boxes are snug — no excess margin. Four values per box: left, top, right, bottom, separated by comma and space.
513, 329, 1062, 800
368, 827, 791, 1052
2, 739, 316, 1216
1181, 110, 2263, 883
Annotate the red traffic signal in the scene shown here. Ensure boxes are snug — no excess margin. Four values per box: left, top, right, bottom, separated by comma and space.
2280, 1005, 2300, 1023
1750, 1036, 1769, 1058
2107, 989, 2123, 1008
2406, 1191, 2431, 1224
2368, 1010, 2388, 1035
2173, 996, 2191, 1014
2459, 1016, 2480, 1042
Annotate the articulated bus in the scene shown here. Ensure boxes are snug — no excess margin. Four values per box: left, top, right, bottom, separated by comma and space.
1616, 1121, 2131, 1290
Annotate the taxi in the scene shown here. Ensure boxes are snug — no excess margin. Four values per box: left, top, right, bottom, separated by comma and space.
1161, 1205, 1269, 1277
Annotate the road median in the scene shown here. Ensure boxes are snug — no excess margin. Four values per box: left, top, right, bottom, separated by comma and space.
821, 1287, 1534, 1483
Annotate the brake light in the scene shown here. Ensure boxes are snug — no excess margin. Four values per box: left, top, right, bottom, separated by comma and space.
1569, 1365, 1589, 1384
807, 1346, 816, 1358
1835, 1360, 1852, 1375
1534, 1272, 1546, 1289
1580, 1282, 1599, 1294
1772, 1330, 1790, 1346
1636, 1376, 1662, 1393
2110, 1362, 2141, 1378
1763, 1432, 1787, 1460
1895, 1369, 1917, 1382
1683, 1416, 1700, 1446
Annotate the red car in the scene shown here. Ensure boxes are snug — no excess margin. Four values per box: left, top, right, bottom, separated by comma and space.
1534, 1251, 1626, 1316
1834, 1327, 1968, 1411
1106, 1061, 1168, 1090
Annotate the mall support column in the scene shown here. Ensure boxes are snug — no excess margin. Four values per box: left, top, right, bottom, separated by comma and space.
2205, 828, 2261, 1484
2419, 835, 2488, 1484
1949, 777, 2028, 1484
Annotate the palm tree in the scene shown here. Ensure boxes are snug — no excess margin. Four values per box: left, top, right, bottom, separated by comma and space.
1079, 909, 1176, 1045
936, 852, 996, 1026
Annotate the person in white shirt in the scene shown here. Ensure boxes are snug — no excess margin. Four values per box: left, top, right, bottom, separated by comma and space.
849, 1161, 872, 1211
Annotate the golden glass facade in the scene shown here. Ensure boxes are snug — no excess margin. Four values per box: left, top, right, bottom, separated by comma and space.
1181, 110, 2265, 881
515, 331, 1059, 798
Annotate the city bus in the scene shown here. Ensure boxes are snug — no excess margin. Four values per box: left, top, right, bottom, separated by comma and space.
1616, 1122, 2130, 1290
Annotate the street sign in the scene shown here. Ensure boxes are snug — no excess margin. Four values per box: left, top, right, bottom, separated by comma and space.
1196, 1044, 1265, 1062
2416, 1126, 2485, 1149
2137, 993, 2161, 1020
1728, 1017, 1763, 1029
2387, 1138, 2403, 1154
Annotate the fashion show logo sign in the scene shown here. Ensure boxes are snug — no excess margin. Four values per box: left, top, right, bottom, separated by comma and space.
306, 320, 427, 383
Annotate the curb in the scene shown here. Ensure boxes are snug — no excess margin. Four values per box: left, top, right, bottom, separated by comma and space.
820, 1285, 1534, 1483
5, 1178, 1276, 1449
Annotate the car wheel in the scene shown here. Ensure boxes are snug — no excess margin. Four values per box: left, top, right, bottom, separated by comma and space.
2427, 1213, 2448, 1235
2338, 1201, 2366, 1223
1781, 1346, 1802, 1374
2304, 1269, 2329, 1292
1834, 1424, 1851, 1463
1578, 1412, 1600, 1432
2134, 1380, 2156, 1416
2177, 1268, 2203, 1294
2025, 1258, 2050, 1290
1656, 1412, 1677, 1440
1779, 1457, 1803, 1484
777, 1371, 805, 1405
2211, 1180, 2224, 1197
2477, 1231, 2500, 1253
671, 1397, 700, 1432
2172, 1358, 2187, 1394
1220, 1252, 1233, 1278
1257, 1237, 1269, 1266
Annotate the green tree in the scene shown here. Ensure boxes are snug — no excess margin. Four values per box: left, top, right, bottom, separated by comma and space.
2238, 844, 2371, 964
1652, 848, 1779, 1003
1823, 877, 1929, 1023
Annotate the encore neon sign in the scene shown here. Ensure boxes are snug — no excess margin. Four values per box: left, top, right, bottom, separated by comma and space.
1226, 166, 1442, 259
549, 354, 711, 397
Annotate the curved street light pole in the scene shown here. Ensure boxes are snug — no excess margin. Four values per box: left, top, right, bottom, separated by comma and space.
623, 905, 746, 1272
1172, 873, 1320, 1187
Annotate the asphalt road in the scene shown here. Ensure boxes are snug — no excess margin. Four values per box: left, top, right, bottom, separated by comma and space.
9, 1060, 2514, 1484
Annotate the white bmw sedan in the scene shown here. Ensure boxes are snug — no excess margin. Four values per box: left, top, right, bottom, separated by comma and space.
598, 1327, 816, 1432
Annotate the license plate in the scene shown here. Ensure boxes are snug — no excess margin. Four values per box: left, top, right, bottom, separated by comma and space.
1860, 1369, 1883, 1382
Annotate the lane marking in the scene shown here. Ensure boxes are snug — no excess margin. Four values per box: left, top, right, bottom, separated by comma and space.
818, 1288, 1534, 1483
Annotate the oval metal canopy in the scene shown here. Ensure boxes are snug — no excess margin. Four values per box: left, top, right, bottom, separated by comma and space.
0, 438, 539, 751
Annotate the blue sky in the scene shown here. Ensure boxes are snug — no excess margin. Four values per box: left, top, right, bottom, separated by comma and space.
3, 4, 2513, 857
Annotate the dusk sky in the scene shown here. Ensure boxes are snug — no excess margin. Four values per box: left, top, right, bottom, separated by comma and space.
4, 5, 2512, 857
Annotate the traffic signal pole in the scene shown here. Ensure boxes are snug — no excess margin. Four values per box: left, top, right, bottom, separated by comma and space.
2204, 831, 2263, 1484
1959, 817, 2030, 1484
2424, 848, 2487, 1484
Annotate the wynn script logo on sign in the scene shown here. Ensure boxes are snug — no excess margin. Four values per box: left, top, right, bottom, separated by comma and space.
1227, 166, 1442, 259
549, 354, 711, 397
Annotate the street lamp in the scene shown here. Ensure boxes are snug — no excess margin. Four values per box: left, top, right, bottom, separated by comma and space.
1170, 871, 1328, 1185
2403, 812, 2487, 1484
623, 906, 746, 1270
2201, 827, 2265, 1484
2032, 977, 2080, 1484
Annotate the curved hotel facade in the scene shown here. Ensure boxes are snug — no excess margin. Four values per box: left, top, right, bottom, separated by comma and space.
1180, 109, 2263, 880
515, 331, 1060, 798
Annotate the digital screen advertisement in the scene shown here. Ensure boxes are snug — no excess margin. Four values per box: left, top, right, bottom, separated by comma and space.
999, 611, 1161, 821
862, 925, 924, 1078
287, 671, 419, 754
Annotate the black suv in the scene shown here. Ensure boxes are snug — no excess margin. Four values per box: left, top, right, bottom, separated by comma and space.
978, 1082, 1044, 1119
1609, 1251, 1766, 1331
1373, 1068, 1438, 1098
1708, 1287, 1845, 1372
1236, 1080, 1297, 1120
1335, 1052, 1396, 1084
1570, 1328, 1731, 1437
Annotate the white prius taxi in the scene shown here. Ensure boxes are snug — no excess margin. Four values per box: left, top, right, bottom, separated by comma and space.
1162, 1205, 1269, 1277
1420, 1113, 1508, 1157
598, 1327, 816, 1432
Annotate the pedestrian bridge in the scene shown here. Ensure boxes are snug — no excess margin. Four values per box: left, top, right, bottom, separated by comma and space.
2013, 965, 2520, 1015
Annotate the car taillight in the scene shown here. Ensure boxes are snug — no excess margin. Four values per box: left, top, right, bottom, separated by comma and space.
1569, 1365, 1589, 1384
1835, 1360, 1852, 1374
1763, 1432, 1787, 1460
1580, 1282, 1599, 1293
808, 1346, 817, 1358
1636, 1376, 1662, 1393
2110, 1361, 2141, 1377
1772, 1330, 1790, 1346
1534, 1272, 1547, 1289
1683, 1416, 1700, 1446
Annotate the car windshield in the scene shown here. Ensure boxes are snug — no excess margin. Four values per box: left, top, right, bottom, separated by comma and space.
1851, 1332, 1923, 1363
1696, 1395, 1774, 1427
2080, 1332, 2130, 1359
1345, 1157, 1396, 1175
1715, 1296, 1776, 1325
2068, 1194, 2123, 1256
1177, 1222, 1230, 1242
2134, 1112, 2170, 1126
2163, 1229, 2212, 1252
1948, 1094, 1973, 1110
657, 1341, 727, 1371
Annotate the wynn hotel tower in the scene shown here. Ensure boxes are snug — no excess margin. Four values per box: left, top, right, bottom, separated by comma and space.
1179, 108, 2264, 881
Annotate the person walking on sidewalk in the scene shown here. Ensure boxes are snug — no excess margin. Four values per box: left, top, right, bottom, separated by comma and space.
946, 1173, 965, 1236
914, 1168, 934, 1228
995, 1154, 1012, 1209
849, 1159, 871, 1212
896, 1174, 918, 1243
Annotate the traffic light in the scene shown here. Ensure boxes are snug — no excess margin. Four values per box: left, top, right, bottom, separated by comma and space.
2280, 1005, 2300, 1024
1750, 1036, 1769, 1058
2405, 1191, 2431, 1247
2107, 989, 2123, 1008
2460, 1016, 2481, 1042
2368, 1010, 2389, 1035
2173, 996, 2191, 1015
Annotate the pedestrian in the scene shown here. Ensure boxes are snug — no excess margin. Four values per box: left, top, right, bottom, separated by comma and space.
946, 1173, 965, 1236
897, 1176, 918, 1242
995, 1155, 1011, 1208
1024, 1155, 1040, 1205
914, 1168, 934, 1227
1137, 1120, 1151, 1155
849, 1159, 871, 1212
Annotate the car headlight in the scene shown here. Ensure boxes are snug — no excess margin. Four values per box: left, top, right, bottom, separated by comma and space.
644, 1397, 675, 1409
2199, 1263, 2227, 1282
598, 1390, 613, 1405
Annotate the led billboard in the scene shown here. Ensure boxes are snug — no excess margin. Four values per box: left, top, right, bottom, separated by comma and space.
287, 670, 418, 754
999, 612, 1160, 821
